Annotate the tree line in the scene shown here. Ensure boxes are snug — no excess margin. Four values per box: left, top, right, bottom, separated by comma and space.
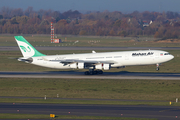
0, 7, 180, 39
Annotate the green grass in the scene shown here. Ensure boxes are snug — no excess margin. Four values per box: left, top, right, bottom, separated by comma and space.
0, 78, 180, 102
0, 113, 157, 120
0, 34, 180, 47
0, 98, 179, 106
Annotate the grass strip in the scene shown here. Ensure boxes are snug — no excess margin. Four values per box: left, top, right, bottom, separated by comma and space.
0, 98, 180, 106
0, 78, 180, 101
0, 35, 179, 48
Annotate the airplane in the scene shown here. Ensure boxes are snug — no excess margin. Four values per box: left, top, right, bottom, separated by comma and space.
14, 36, 174, 75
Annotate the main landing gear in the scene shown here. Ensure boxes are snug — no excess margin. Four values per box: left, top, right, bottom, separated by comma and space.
156, 63, 159, 71
84, 69, 103, 75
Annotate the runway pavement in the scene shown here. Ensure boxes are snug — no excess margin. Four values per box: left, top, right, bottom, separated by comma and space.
0, 103, 180, 120
0, 71, 180, 80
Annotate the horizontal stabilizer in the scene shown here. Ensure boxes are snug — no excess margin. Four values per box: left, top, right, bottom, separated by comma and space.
18, 57, 33, 63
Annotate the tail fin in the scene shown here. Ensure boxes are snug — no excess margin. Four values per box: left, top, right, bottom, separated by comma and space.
14, 36, 46, 57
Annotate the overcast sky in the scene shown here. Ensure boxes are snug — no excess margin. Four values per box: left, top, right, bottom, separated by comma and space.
1, 0, 180, 13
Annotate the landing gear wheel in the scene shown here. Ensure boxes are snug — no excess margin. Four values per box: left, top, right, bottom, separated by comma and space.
97, 70, 103, 74
84, 71, 90, 75
156, 67, 159, 71
84, 70, 94, 75
84, 70, 103, 75
89, 71, 94, 75
93, 71, 98, 74
156, 64, 159, 71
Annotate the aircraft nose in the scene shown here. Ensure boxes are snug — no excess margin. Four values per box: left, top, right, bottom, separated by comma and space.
171, 55, 174, 60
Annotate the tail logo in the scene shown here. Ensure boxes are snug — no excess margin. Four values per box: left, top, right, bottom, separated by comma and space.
15, 36, 45, 57
17, 41, 35, 57
20, 45, 31, 52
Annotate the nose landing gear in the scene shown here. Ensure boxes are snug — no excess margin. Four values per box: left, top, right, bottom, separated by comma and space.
156, 64, 159, 71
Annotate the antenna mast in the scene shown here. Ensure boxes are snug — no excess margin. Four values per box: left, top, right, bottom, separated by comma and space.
51, 22, 54, 43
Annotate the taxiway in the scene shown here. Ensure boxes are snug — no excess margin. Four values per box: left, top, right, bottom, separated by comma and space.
0, 103, 179, 120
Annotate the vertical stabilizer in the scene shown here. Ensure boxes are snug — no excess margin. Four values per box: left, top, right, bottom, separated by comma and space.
14, 36, 46, 57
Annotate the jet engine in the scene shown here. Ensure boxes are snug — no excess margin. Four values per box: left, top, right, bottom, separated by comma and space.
69, 62, 85, 69
103, 63, 111, 70
78, 62, 84, 69
95, 63, 111, 70
69, 63, 77, 69
95, 64, 103, 69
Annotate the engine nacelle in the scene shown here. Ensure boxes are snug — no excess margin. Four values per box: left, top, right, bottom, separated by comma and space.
95, 64, 103, 69
95, 63, 111, 70
78, 62, 84, 69
103, 63, 111, 70
69, 63, 77, 69
69, 62, 84, 69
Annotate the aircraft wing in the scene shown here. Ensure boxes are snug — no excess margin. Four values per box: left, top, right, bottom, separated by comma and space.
49, 59, 115, 65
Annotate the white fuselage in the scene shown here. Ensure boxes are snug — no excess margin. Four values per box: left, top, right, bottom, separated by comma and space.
30, 50, 174, 70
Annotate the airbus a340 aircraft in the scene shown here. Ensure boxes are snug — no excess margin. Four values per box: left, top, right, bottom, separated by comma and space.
14, 36, 174, 75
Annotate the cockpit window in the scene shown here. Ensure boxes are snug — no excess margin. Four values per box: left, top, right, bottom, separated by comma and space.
164, 53, 170, 55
